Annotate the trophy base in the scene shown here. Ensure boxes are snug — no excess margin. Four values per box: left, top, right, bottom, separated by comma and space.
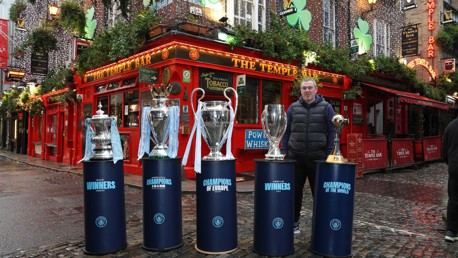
203, 151, 226, 161
326, 155, 347, 164
265, 154, 285, 160
91, 149, 113, 160
149, 147, 169, 159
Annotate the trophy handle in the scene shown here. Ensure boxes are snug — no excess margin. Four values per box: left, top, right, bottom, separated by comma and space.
224, 87, 238, 116
190, 88, 205, 115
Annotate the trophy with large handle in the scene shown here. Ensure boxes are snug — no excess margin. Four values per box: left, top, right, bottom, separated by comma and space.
89, 103, 113, 160
326, 114, 349, 163
148, 84, 171, 158
261, 104, 287, 160
191, 87, 238, 160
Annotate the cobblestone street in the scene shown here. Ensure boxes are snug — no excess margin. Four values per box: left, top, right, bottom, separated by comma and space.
1, 151, 458, 257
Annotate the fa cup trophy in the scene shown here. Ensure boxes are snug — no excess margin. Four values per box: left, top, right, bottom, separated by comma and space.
261, 104, 287, 160
90, 103, 113, 160
326, 114, 349, 163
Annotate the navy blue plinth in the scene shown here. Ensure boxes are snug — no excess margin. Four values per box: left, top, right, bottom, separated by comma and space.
253, 159, 295, 256
83, 160, 126, 255
142, 158, 183, 251
196, 159, 237, 254
310, 161, 357, 257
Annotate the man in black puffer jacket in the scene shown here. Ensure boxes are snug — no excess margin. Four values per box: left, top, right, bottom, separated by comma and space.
443, 116, 458, 242
281, 78, 335, 234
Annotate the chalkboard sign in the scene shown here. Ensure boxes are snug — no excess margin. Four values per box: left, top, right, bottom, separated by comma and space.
31, 52, 48, 75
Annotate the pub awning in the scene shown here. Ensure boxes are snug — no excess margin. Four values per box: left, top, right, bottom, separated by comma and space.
362, 83, 449, 110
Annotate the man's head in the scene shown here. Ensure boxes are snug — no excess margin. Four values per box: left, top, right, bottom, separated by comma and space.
300, 78, 318, 104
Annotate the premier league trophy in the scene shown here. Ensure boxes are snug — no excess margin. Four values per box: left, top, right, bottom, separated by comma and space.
148, 84, 171, 158
261, 104, 287, 160
90, 103, 113, 160
326, 114, 349, 163
140, 83, 182, 251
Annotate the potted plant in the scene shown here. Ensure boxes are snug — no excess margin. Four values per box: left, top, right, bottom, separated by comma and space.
59, 0, 86, 36
148, 24, 169, 39
178, 15, 209, 36
9, 0, 27, 23
22, 26, 58, 53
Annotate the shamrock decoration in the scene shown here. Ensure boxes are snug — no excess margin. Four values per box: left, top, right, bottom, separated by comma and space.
84, 7, 97, 40
286, 0, 312, 31
200, 0, 220, 7
353, 18, 373, 54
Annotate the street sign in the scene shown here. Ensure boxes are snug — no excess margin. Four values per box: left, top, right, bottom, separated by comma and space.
139, 66, 158, 83
350, 39, 358, 54
278, 7, 297, 17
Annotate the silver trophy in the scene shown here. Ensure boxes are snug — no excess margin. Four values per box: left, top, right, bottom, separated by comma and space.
148, 84, 171, 158
326, 114, 349, 163
262, 104, 287, 160
191, 87, 238, 160
90, 103, 113, 160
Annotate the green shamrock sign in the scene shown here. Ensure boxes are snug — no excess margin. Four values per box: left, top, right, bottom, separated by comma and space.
353, 18, 372, 54
84, 7, 97, 40
200, 0, 220, 7
286, 0, 312, 31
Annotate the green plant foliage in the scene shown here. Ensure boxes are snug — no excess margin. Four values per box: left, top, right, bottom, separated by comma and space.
26, 98, 44, 116
313, 44, 373, 78
437, 23, 458, 55
22, 27, 58, 53
39, 68, 73, 95
1, 88, 22, 113
76, 9, 160, 75
59, 0, 86, 36
230, 12, 310, 64
9, 0, 27, 23
20, 87, 30, 106
28, 0, 35, 3
258, 12, 310, 64
436, 72, 458, 94
373, 55, 417, 85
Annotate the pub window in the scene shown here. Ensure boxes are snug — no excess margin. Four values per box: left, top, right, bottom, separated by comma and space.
157, 0, 173, 9
229, 0, 266, 31
110, 93, 122, 127
323, 0, 336, 46
49, 115, 57, 142
237, 77, 259, 124
97, 96, 109, 114
122, 77, 136, 87
373, 19, 390, 56
96, 84, 106, 93
141, 90, 153, 107
37, 117, 42, 140
261, 80, 281, 108
124, 90, 139, 127
107, 81, 120, 91
327, 98, 341, 116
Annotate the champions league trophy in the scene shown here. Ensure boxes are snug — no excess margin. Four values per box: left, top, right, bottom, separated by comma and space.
191, 87, 238, 161
148, 84, 171, 158
261, 104, 287, 160
326, 114, 349, 163
90, 103, 113, 160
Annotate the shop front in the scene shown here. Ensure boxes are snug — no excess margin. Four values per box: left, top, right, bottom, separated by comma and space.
74, 32, 351, 178
353, 82, 448, 175
31, 89, 77, 164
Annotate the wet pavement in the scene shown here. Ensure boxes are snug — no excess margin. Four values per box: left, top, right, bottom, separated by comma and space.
0, 150, 457, 257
